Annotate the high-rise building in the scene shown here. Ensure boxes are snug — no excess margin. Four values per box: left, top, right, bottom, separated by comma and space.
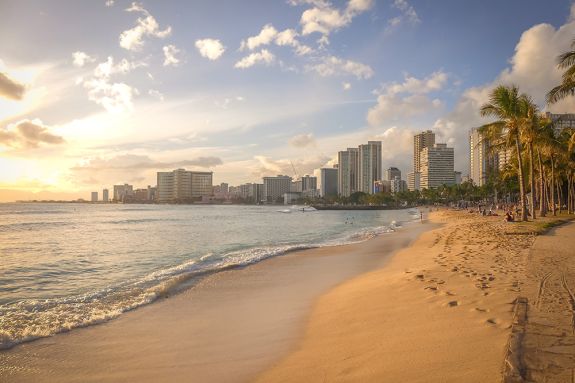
386, 167, 401, 181
420, 143, 455, 189
320, 168, 338, 197
407, 172, 421, 191
414, 130, 436, 172
263, 175, 292, 203
469, 127, 502, 186
337, 148, 359, 197
300, 175, 317, 192
91, 192, 98, 202
157, 169, 213, 202
102, 189, 109, 202
390, 176, 407, 194
358, 141, 382, 194
113, 184, 133, 202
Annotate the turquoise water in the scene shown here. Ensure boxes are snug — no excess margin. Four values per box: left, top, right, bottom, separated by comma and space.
0, 203, 418, 349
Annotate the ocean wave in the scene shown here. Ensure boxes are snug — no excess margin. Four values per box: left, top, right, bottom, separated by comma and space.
0, 221, 406, 350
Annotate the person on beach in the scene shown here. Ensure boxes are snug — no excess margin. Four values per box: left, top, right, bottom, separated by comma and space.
505, 211, 514, 222
420, 212, 423, 222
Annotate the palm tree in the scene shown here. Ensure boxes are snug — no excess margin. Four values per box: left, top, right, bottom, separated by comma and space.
519, 95, 542, 219
546, 38, 575, 104
480, 85, 529, 221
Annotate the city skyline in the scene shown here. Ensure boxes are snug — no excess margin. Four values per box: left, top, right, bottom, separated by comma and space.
2, 0, 575, 202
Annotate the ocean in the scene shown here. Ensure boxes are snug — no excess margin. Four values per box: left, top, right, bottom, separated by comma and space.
0, 203, 418, 349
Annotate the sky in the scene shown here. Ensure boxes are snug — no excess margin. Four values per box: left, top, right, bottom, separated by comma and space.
1, 0, 575, 201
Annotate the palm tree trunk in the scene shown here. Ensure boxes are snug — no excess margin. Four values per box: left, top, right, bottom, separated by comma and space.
538, 150, 546, 217
515, 135, 528, 221
528, 142, 536, 219
558, 178, 564, 214
551, 154, 556, 216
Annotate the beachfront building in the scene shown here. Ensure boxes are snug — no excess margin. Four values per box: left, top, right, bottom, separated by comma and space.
91, 192, 98, 202
113, 184, 133, 202
390, 177, 407, 194
263, 175, 292, 203
157, 169, 213, 203
407, 171, 421, 191
413, 130, 435, 172
102, 188, 109, 202
337, 148, 359, 197
320, 168, 338, 197
386, 167, 401, 181
358, 141, 382, 194
420, 143, 455, 189
301, 175, 317, 192
374, 180, 391, 193
469, 127, 502, 187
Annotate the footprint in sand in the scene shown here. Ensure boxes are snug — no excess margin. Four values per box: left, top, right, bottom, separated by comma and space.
447, 300, 459, 307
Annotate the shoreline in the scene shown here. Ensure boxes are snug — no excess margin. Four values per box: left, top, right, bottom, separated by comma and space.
0, 214, 431, 382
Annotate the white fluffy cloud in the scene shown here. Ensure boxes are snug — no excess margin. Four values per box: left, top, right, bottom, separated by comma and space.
367, 71, 448, 126
162, 45, 181, 66
299, 0, 374, 37
240, 24, 313, 56
82, 56, 143, 113
307, 55, 373, 79
251, 155, 329, 179
72, 51, 96, 67
234, 49, 275, 69
119, 2, 172, 51
195, 39, 225, 60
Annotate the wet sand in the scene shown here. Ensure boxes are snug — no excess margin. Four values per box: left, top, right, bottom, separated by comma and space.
0, 219, 432, 382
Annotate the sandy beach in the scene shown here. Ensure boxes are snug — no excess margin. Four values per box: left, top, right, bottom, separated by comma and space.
0, 216, 432, 382
256, 210, 575, 383
2, 210, 574, 383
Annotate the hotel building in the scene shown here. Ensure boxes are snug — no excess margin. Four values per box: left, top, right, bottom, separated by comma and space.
358, 141, 382, 194
413, 130, 435, 172
420, 143, 455, 189
337, 148, 359, 197
320, 168, 338, 197
157, 169, 213, 202
263, 175, 292, 203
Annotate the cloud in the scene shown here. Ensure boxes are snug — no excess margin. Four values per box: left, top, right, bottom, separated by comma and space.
377, 71, 449, 95
83, 79, 138, 113
307, 55, 373, 79
392, 0, 420, 24
234, 49, 275, 69
299, 0, 374, 37
81, 56, 143, 113
240, 25, 313, 56
289, 133, 316, 147
72, 154, 223, 172
0, 71, 26, 100
368, 94, 442, 125
105, 0, 114, 6
72, 51, 96, 67
119, 2, 172, 51
195, 39, 226, 60
162, 45, 181, 66
0, 119, 65, 149
367, 71, 448, 126
241, 24, 278, 51
251, 155, 329, 178
342, 82, 351, 90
